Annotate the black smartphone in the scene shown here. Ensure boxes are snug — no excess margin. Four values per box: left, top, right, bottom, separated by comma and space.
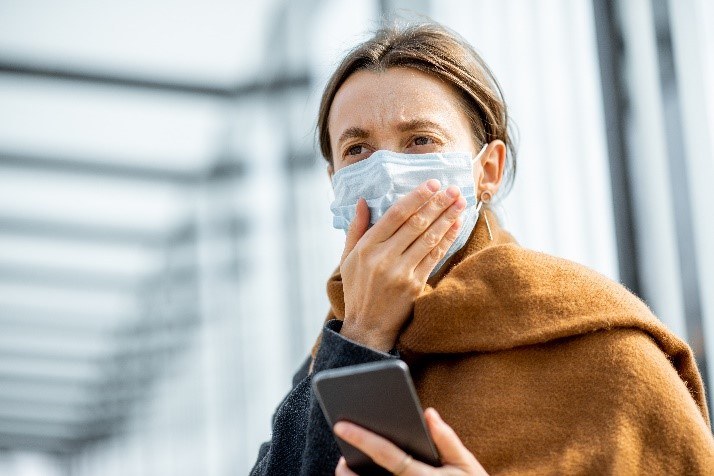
312, 359, 441, 475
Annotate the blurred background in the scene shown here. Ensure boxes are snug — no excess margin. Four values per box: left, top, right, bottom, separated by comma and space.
0, 0, 712, 474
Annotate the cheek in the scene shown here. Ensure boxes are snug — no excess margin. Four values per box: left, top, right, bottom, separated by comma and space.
329, 141, 339, 167
332, 157, 349, 173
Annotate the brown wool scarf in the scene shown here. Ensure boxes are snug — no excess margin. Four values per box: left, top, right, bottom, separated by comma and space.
312, 209, 714, 474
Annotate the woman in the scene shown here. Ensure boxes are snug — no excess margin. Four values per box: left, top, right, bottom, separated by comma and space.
251, 22, 714, 475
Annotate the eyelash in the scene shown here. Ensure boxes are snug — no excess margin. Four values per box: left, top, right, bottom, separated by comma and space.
343, 136, 438, 157
412, 136, 433, 146
346, 144, 367, 156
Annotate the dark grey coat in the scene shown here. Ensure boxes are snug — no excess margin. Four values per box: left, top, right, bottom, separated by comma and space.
250, 320, 398, 475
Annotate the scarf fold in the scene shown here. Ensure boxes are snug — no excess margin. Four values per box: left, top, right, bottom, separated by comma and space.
315, 209, 713, 473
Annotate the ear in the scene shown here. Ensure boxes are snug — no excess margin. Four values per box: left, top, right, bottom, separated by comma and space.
326, 162, 334, 183
475, 140, 506, 198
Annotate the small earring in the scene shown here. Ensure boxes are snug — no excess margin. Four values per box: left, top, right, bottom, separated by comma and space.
480, 191, 493, 241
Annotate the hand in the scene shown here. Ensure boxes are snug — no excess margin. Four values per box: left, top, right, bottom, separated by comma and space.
333, 407, 488, 475
339, 180, 465, 351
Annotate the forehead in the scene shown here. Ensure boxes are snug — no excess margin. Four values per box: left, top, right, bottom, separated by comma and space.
328, 67, 468, 139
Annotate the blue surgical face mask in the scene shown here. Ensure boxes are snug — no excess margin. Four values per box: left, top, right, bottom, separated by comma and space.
330, 144, 488, 276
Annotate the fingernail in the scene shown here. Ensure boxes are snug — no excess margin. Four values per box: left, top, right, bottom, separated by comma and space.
454, 196, 466, 210
333, 422, 347, 436
446, 186, 460, 198
427, 407, 443, 423
425, 407, 438, 423
426, 179, 441, 192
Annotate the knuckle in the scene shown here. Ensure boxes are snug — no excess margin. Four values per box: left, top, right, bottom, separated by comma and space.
415, 184, 434, 202
384, 266, 400, 281
429, 246, 443, 261
392, 262, 408, 276
394, 272, 417, 293
443, 230, 457, 244
355, 244, 368, 259
425, 198, 443, 215
422, 231, 440, 248
373, 446, 392, 465
398, 269, 414, 291
434, 191, 452, 208
389, 204, 410, 223
409, 279, 422, 294
446, 223, 461, 241
369, 256, 386, 273
447, 204, 463, 219
408, 213, 429, 231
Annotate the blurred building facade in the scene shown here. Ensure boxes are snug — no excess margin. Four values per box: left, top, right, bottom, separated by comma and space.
0, 0, 712, 475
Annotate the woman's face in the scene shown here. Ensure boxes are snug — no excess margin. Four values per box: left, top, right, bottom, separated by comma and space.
327, 67, 480, 174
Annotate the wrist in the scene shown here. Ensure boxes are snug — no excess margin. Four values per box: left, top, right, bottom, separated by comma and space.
340, 321, 396, 352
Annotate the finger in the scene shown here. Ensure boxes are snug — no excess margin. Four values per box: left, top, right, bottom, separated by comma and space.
388, 186, 461, 253
333, 421, 431, 475
413, 218, 461, 279
402, 194, 466, 267
424, 408, 475, 467
335, 457, 358, 476
367, 180, 441, 242
340, 198, 370, 265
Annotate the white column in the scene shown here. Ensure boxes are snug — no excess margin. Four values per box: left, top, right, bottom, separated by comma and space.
615, 0, 687, 338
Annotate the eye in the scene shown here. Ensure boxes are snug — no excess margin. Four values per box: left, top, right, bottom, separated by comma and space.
407, 134, 444, 151
346, 144, 367, 156
412, 136, 433, 146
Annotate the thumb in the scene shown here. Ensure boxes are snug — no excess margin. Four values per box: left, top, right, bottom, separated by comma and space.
340, 198, 370, 264
425, 408, 484, 472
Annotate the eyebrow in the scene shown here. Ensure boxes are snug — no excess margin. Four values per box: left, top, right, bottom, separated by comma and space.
336, 119, 448, 145
337, 127, 370, 145
396, 119, 447, 134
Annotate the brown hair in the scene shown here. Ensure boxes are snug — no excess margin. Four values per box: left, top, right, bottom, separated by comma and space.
317, 21, 517, 196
